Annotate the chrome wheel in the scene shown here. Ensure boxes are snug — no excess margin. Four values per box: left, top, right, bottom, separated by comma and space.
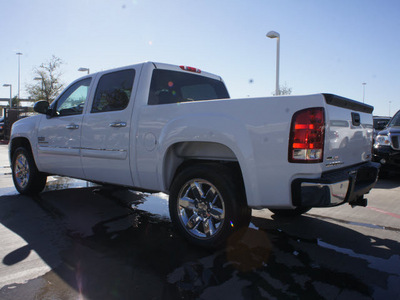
14, 153, 30, 189
11, 147, 47, 195
177, 179, 225, 239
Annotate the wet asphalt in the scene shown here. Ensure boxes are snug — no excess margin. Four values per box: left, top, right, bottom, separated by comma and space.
0, 145, 400, 299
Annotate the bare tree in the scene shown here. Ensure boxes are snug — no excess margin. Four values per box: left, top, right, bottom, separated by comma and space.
26, 55, 64, 103
273, 82, 292, 96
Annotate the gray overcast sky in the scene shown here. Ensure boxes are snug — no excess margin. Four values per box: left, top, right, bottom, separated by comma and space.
1, 0, 399, 116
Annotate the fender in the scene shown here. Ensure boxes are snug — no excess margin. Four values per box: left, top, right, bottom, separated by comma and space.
9, 115, 42, 168
156, 111, 260, 206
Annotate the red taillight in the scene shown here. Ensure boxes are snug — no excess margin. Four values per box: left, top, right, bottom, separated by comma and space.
289, 107, 325, 163
179, 65, 201, 73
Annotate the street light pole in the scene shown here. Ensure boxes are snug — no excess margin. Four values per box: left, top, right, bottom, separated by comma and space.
16, 52, 23, 103
2, 84, 12, 108
362, 82, 366, 103
267, 31, 280, 96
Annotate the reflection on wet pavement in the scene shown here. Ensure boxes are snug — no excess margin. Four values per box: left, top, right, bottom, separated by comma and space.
44, 176, 98, 192
0, 176, 399, 299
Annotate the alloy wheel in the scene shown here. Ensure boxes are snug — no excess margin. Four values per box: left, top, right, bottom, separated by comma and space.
177, 179, 226, 239
14, 153, 30, 189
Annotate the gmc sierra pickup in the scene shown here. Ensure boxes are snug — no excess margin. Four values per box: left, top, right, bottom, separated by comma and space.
9, 62, 379, 247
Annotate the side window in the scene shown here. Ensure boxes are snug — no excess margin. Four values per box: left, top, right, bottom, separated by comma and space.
55, 78, 92, 116
91, 69, 135, 113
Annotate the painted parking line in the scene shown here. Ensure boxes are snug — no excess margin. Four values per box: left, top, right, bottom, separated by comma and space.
367, 206, 400, 219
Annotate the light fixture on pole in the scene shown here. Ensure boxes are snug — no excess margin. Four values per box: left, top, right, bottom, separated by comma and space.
78, 67, 90, 74
34, 76, 44, 93
16, 52, 23, 102
3, 84, 12, 108
267, 31, 280, 96
362, 82, 366, 103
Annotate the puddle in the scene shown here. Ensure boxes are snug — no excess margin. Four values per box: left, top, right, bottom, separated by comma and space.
347, 221, 386, 230
309, 213, 400, 233
44, 177, 97, 192
135, 192, 170, 219
318, 239, 400, 276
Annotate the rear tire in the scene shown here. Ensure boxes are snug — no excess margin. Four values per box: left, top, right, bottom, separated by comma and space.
269, 207, 311, 217
12, 147, 47, 195
169, 163, 251, 248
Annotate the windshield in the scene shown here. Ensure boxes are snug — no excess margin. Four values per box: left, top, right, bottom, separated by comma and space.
373, 118, 390, 130
387, 110, 400, 127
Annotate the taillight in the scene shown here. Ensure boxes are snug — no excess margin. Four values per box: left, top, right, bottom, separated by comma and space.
179, 65, 201, 73
289, 107, 325, 163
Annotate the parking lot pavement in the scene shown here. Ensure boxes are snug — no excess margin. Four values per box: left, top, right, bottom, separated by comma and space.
0, 144, 16, 194
0, 143, 399, 299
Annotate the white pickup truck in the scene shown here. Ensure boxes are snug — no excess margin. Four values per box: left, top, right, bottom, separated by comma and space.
9, 62, 379, 247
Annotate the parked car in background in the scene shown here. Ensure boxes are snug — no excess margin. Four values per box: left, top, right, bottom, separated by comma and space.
0, 117, 4, 140
373, 111, 400, 175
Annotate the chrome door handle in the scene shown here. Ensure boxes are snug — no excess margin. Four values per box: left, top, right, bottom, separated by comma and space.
109, 122, 127, 128
66, 124, 79, 130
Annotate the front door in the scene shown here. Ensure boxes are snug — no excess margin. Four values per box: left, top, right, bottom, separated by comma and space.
80, 68, 137, 186
36, 78, 92, 178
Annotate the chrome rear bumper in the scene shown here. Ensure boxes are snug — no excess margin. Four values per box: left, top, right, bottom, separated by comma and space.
292, 162, 380, 207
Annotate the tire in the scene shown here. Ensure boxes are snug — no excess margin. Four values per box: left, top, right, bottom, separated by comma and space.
269, 207, 311, 217
12, 147, 47, 195
169, 163, 251, 248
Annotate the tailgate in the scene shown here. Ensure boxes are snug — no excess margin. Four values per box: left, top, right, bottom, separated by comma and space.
323, 94, 374, 171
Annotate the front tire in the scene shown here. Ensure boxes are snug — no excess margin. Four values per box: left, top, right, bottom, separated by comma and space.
12, 147, 47, 195
169, 163, 251, 248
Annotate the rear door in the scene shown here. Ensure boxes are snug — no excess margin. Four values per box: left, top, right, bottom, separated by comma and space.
80, 68, 138, 186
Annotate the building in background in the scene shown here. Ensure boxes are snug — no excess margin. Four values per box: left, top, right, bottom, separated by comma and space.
0, 98, 35, 117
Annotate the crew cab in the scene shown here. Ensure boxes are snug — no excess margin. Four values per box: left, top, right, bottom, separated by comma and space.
9, 62, 379, 247
373, 109, 400, 175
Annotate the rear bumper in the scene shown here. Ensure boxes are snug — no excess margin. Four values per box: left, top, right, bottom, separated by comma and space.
291, 161, 380, 207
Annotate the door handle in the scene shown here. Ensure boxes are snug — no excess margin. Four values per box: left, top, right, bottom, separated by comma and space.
66, 124, 79, 130
109, 122, 127, 128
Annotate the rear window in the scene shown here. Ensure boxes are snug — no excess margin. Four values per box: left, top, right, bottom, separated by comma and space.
148, 69, 229, 105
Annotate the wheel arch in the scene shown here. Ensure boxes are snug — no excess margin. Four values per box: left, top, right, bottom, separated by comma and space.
162, 141, 248, 204
9, 137, 33, 165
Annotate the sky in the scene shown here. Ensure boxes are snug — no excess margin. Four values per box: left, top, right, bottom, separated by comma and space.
1, 0, 399, 117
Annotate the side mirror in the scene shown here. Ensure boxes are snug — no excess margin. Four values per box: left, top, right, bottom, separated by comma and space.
34, 101, 50, 115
